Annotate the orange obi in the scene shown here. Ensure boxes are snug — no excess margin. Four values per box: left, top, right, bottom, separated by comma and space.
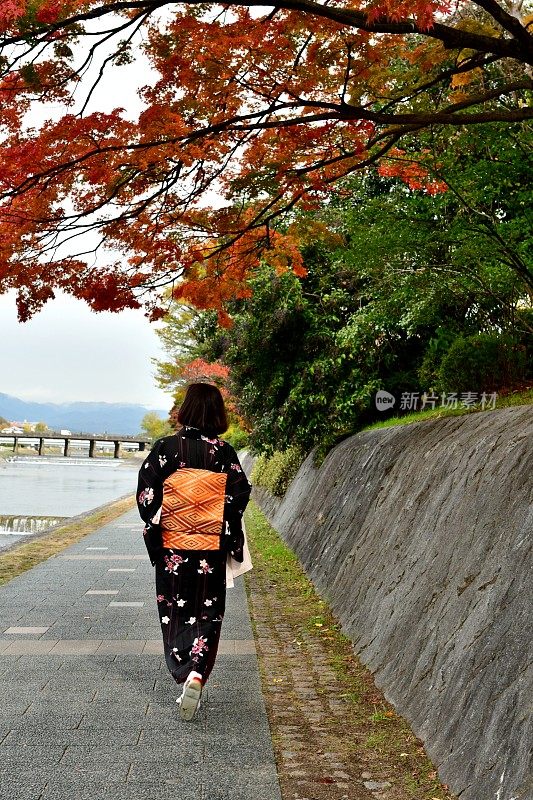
161, 468, 227, 551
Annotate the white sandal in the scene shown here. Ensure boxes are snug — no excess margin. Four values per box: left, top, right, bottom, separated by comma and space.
177, 672, 203, 721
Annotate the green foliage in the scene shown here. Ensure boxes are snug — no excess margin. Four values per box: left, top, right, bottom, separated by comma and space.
223, 423, 249, 451
418, 327, 464, 390
153, 123, 532, 455
140, 411, 174, 443
251, 447, 305, 497
437, 334, 528, 393
154, 305, 201, 393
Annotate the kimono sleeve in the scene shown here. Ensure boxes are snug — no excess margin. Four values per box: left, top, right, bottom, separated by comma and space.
223, 445, 252, 563
137, 439, 166, 565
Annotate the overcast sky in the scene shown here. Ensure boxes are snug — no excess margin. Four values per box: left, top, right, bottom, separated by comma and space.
0, 17, 178, 410
0, 291, 174, 409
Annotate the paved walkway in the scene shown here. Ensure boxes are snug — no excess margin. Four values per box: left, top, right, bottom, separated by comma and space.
0, 509, 282, 800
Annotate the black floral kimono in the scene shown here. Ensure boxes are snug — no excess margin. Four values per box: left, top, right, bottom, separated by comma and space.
136, 426, 251, 685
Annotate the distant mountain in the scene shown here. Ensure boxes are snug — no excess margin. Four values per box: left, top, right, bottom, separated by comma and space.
0, 393, 169, 436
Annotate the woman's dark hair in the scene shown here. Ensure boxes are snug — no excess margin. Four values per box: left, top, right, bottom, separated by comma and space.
177, 383, 228, 435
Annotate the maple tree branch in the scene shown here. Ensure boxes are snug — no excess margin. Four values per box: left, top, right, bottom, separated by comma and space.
2, 73, 531, 208
1, 0, 532, 64
341, 43, 352, 105
338, 100, 533, 126
76, 11, 151, 115
471, 0, 533, 50
442, 79, 532, 112
378, 54, 501, 115
292, 31, 314, 70
0, 101, 296, 199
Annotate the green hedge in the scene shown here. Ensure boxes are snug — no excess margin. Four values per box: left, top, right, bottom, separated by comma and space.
251, 446, 304, 497
437, 333, 528, 393
224, 424, 249, 450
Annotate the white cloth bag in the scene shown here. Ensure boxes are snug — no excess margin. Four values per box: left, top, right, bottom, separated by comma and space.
226, 519, 253, 588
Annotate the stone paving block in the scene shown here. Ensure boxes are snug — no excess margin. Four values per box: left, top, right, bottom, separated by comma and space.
45, 672, 109, 687
0, 777, 48, 800
61, 765, 131, 783
55, 652, 116, 665
214, 653, 258, 665
0, 698, 33, 715
0, 612, 28, 627
208, 667, 261, 685
90, 686, 153, 704
0, 744, 65, 764
96, 666, 156, 684
204, 772, 283, 800
104, 782, 202, 800
41, 626, 92, 639
87, 626, 141, 638
126, 628, 160, 639
59, 554, 147, 561
3, 640, 57, 655
142, 639, 163, 654
106, 659, 159, 677
136, 723, 206, 745
7, 711, 85, 730
21, 701, 89, 717
49, 640, 103, 655
126, 752, 203, 780
144, 701, 184, 719
207, 685, 264, 705
6, 612, 60, 627
77, 708, 150, 727
36, 689, 99, 704
108, 568, 137, 572
109, 601, 145, 607
95, 639, 146, 654
205, 703, 274, 735
233, 639, 257, 654
113, 653, 163, 668
217, 639, 236, 655
41, 782, 158, 800
99, 679, 155, 696
6, 726, 143, 747
4, 626, 50, 635
0, 679, 50, 699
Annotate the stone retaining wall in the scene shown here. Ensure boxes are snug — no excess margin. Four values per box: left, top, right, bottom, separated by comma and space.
242, 405, 533, 800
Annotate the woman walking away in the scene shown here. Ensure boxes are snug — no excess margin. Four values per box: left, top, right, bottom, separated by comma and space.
136, 383, 251, 720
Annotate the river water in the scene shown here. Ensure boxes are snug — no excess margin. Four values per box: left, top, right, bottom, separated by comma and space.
0, 455, 140, 548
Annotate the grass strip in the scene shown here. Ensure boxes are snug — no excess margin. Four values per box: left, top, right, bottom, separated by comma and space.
244, 500, 455, 800
0, 496, 135, 587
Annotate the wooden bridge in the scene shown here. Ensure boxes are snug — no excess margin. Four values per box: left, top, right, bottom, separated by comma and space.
0, 433, 150, 458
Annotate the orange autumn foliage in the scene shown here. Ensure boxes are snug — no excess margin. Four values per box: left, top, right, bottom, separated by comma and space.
0, 0, 531, 321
